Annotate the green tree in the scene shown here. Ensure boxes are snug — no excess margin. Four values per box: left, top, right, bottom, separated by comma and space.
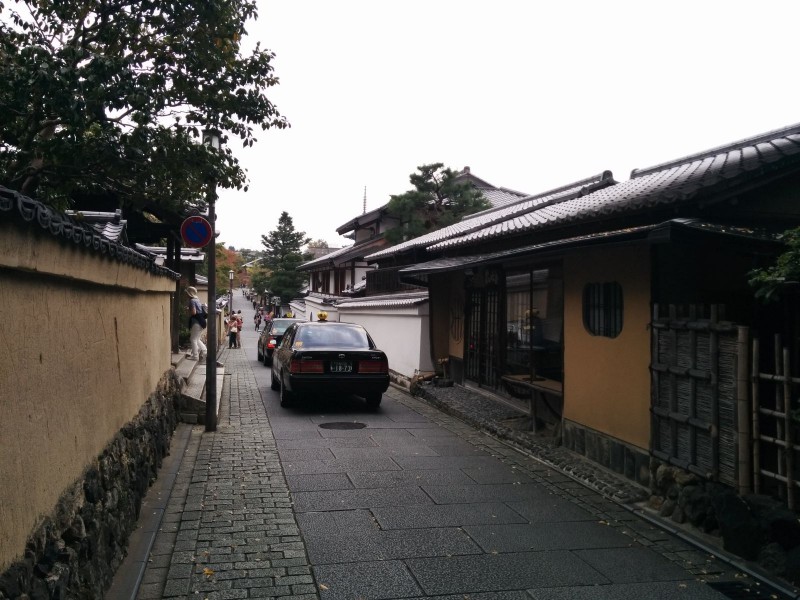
261, 211, 309, 301
749, 227, 800, 302
385, 163, 491, 244
249, 264, 270, 299
0, 0, 288, 215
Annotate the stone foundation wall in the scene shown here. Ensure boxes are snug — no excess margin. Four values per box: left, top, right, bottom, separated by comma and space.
0, 370, 180, 600
648, 461, 800, 586
561, 420, 651, 487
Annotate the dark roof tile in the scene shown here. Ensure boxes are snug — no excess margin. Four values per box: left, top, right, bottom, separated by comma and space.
426, 123, 800, 252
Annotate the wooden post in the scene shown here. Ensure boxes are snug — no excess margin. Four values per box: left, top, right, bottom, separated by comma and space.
783, 347, 795, 510
710, 305, 720, 480
668, 304, 679, 461
752, 337, 761, 494
736, 326, 752, 494
775, 334, 785, 494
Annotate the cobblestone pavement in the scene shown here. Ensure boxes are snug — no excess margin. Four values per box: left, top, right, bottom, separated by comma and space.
115, 302, 795, 600
134, 342, 317, 600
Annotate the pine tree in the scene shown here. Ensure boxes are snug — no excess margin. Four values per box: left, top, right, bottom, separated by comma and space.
385, 163, 491, 244
261, 212, 310, 301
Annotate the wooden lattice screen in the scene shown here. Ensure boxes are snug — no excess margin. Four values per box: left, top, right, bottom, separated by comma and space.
650, 304, 741, 487
752, 334, 800, 510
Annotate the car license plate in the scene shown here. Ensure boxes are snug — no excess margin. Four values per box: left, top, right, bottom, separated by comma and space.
330, 361, 352, 373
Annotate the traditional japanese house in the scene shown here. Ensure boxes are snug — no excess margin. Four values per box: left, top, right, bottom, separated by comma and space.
367, 124, 800, 501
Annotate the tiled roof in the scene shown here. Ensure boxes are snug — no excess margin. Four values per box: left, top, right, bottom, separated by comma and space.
336, 204, 389, 235
135, 244, 205, 263
299, 236, 387, 271
479, 186, 529, 209
427, 123, 800, 251
400, 219, 781, 277
335, 290, 428, 309
64, 209, 128, 243
365, 171, 614, 261
299, 243, 356, 269
1, 186, 179, 280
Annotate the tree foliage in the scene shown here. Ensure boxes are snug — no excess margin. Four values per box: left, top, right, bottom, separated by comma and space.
0, 0, 288, 216
385, 163, 490, 244
249, 264, 270, 297
261, 211, 309, 301
749, 227, 800, 302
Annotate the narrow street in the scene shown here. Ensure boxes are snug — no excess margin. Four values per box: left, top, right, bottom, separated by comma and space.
117, 300, 752, 600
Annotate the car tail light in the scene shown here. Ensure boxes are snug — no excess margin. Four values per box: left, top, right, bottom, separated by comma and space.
267, 338, 277, 349
358, 359, 388, 373
290, 359, 325, 374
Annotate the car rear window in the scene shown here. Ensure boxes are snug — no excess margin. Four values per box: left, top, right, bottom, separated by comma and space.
295, 325, 370, 349
270, 319, 295, 334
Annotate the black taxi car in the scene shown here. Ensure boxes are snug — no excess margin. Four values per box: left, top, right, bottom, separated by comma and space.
270, 320, 389, 408
257, 318, 301, 365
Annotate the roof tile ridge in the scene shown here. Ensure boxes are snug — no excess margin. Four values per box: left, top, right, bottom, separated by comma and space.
495, 185, 530, 197
468, 171, 613, 220
631, 122, 800, 179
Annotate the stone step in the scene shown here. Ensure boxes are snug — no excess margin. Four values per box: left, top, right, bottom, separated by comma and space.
174, 355, 198, 384
179, 364, 224, 424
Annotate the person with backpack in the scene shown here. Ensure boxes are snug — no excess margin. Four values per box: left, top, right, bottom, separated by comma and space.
185, 286, 207, 361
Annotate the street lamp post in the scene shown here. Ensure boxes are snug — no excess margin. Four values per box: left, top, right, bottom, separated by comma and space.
228, 269, 234, 315
203, 128, 221, 432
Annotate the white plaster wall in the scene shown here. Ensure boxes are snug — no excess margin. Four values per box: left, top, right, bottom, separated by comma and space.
304, 296, 339, 322
338, 306, 433, 379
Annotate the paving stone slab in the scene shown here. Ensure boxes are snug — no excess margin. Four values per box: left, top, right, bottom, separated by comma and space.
526, 581, 728, 599
292, 485, 433, 512
276, 437, 378, 449
314, 560, 422, 600
504, 499, 596, 523
271, 429, 325, 440
461, 465, 537, 484
425, 441, 494, 456
285, 473, 353, 492
372, 502, 527, 529
392, 455, 507, 471
406, 428, 461, 438
347, 468, 475, 489
573, 546, 699, 583
406, 551, 609, 595
304, 527, 481, 564
295, 509, 379, 535
279, 448, 336, 462
422, 482, 553, 504
463, 522, 633, 552
404, 593, 530, 600
329, 444, 441, 459
282, 456, 402, 475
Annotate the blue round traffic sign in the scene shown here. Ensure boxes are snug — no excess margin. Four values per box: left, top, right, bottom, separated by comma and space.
181, 216, 213, 248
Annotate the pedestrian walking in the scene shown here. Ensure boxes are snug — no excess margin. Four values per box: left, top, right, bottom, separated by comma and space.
236, 310, 243, 348
227, 312, 238, 348
185, 286, 207, 361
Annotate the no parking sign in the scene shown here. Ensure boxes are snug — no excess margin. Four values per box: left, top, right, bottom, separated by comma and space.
180, 216, 213, 248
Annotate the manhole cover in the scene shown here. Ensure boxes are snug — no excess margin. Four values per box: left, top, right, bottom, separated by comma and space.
319, 422, 367, 430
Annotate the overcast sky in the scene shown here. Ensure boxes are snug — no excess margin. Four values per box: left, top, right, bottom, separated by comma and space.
215, 1, 800, 251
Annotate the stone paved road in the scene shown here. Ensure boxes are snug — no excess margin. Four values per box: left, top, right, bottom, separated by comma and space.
124, 304, 753, 599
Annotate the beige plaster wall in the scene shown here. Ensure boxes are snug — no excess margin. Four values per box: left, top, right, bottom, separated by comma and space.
563, 245, 652, 450
0, 225, 175, 572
